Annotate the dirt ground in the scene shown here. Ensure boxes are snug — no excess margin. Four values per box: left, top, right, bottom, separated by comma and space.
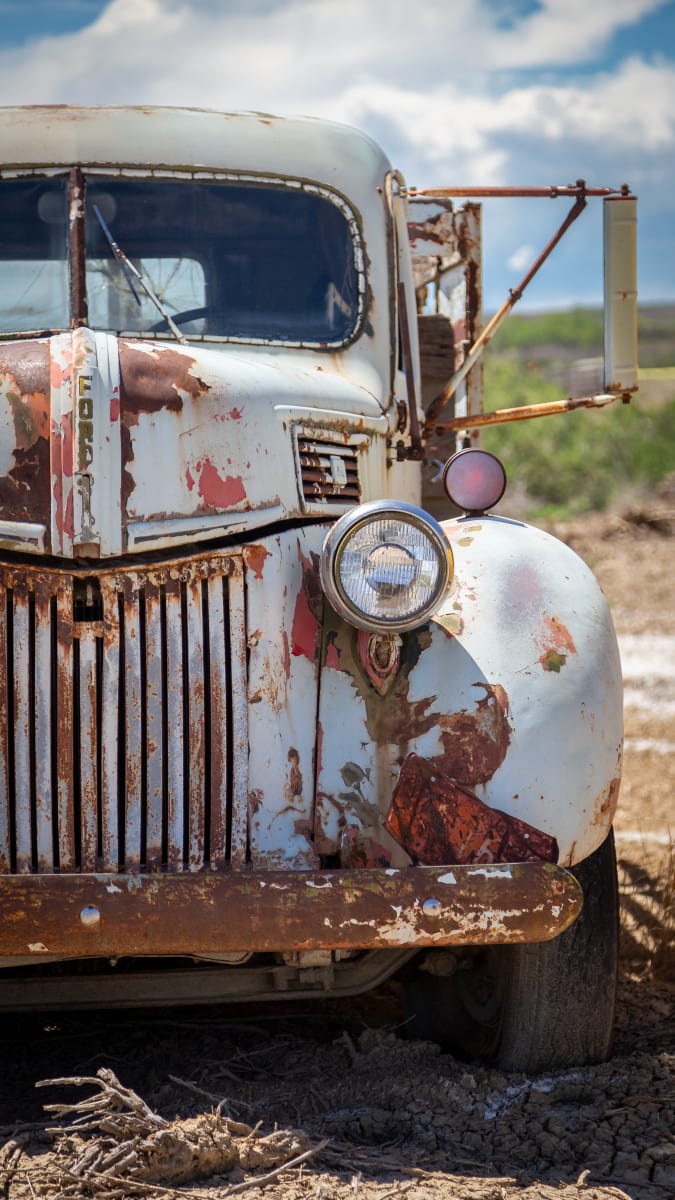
0, 503, 673, 1200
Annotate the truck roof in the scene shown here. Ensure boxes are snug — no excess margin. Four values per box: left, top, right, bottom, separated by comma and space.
0, 106, 392, 203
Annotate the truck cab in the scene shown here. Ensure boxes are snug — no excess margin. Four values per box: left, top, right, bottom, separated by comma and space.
0, 107, 634, 1071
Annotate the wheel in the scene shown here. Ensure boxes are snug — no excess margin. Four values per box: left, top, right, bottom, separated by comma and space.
403, 831, 619, 1072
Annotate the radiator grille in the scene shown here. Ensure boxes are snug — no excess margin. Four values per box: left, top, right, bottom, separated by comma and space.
297, 437, 362, 506
0, 556, 248, 875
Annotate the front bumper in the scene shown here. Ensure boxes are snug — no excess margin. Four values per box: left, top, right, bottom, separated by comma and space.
0, 862, 582, 961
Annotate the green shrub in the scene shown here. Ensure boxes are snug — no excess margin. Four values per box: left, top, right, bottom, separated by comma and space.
482, 355, 675, 518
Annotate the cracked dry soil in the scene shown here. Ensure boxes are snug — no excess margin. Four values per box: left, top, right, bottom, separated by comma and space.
0, 506, 673, 1200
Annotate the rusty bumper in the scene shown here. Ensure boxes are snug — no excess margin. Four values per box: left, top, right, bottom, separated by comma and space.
0, 863, 582, 960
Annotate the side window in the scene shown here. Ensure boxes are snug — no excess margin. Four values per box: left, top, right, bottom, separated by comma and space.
0, 178, 69, 334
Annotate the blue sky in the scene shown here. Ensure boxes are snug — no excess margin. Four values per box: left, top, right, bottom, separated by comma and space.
0, 0, 673, 312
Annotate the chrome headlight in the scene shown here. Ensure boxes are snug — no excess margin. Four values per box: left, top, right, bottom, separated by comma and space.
320, 500, 452, 633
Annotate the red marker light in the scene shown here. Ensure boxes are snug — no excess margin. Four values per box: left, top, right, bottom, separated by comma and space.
442, 448, 507, 513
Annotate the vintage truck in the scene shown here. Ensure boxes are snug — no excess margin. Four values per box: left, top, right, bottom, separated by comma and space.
0, 107, 637, 1071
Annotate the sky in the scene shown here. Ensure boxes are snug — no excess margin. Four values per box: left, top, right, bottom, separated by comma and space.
0, 0, 673, 312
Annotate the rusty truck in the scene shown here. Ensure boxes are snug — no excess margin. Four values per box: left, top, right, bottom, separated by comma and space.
0, 107, 637, 1071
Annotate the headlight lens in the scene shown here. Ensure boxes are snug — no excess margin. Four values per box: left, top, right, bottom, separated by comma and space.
321, 501, 452, 632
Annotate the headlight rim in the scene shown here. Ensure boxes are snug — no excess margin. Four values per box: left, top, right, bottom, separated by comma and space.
321, 499, 452, 633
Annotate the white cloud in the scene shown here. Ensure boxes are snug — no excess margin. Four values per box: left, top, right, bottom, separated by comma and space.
508, 244, 537, 272
485, 0, 670, 68
0, 0, 671, 305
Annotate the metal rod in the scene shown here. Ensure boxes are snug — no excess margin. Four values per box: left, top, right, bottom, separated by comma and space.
69, 167, 88, 328
425, 194, 588, 424
430, 393, 622, 434
410, 182, 632, 199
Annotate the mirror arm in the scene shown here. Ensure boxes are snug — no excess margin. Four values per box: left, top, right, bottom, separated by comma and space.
425, 191, 588, 426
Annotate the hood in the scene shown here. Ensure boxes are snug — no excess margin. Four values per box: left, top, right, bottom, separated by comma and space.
0, 330, 389, 559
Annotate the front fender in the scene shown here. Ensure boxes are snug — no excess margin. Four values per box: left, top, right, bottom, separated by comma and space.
315, 515, 622, 867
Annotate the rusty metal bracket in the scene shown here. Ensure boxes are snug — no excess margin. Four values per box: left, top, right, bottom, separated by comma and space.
429, 391, 625, 435
425, 186, 591, 425
0, 863, 582, 959
396, 281, 424, 460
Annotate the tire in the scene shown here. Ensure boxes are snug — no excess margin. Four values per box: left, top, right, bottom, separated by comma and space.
403, 831, 619, 1073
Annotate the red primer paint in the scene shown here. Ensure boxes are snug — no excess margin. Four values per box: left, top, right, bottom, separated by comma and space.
292, 544, 322, 661
49, 360, 71, 389
185, 466, 195, 492
63, 487, 74, 539
60, 411, 74, 478
228, 407, 243, 420
325, 641, 340, 669
197, 459, 246, 508
292, 583, 318, 661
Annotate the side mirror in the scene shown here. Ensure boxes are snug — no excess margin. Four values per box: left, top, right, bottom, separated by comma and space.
604, 196, 638, 394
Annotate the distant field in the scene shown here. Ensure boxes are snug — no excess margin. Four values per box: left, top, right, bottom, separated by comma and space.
481, 304, 675, 519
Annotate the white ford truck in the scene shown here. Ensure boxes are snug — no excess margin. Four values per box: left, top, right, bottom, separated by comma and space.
0, 106, 637, 1071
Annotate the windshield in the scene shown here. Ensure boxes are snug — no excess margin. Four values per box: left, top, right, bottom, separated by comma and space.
0, 173, 362, 345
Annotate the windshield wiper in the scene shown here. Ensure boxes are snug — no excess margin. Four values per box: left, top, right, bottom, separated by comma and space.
92, 204, 188, 345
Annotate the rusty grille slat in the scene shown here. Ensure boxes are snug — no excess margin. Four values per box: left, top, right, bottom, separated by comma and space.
13, 592, 32, 874
100, 584, 120, 871
206, 575, 227, 868
55, 584, 76, 871
165, 579, 185, 869
144, 584, 164, 869
77, 633, 99, 872
228, 572, 248, 867
0, 587, 10, 872
34, 585, 54, 873
0, 557, 246, 876
185, 579, 206, 871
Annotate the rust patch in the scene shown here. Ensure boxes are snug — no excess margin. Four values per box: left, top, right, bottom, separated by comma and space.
245, 545, 270, 581
7, 389, 50, 451
339, 824, 393, 868
0, 340, 50, 401
433, 683, 511, 786
386, 753, 559, 866
594, 776, 621, 827
120, 423, 135, 515
119, 343, 209, 425
0, 437, 51, 525
284, 748, 303, 806
356, 630, 402, 695
0, 342, 52, 525
281, 629, 291, 680
537, 615, 577, 672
